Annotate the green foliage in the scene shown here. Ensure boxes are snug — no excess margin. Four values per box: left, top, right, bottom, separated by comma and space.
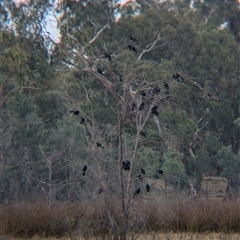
218, 147, 240, 179
162, 150, 187, 189
138, 147, 161, 174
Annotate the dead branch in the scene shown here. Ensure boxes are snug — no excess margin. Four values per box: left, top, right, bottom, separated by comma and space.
137, 33, 166, 61
188, 79, 220, 101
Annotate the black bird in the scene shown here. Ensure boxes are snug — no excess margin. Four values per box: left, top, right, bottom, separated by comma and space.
141, 90, 146, 98
82, 165, 87, 176
105, 52, 111, 61
128, 44, 137, 52
119, 74, 123, 82
130, 35, 139, 44
138, 102, 145, 111
133, 188, 140, 198
152, 108, 159, 117
141, 168, 146, 175
151, 106, 159, 116
80, 118, 85, 124
97, 68, 104, 75
122, 160, 131, 170
146, 184, 150, 192
97, 188, 103, 195
157, 169, 163, 175
138, 174, 143, 182
164, 81, 169, 90
153, 86, 161, 94
172, 72, 181, 81
70, 110, 80, 115
140, 131, 147, 138
96, 142, 104, 148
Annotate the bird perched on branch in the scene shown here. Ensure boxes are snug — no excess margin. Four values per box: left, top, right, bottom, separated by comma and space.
130, 35, 139, 44
140, 131, 147, 138
138, 102, 145, 111
164, 81, 169, 90
80, 118, 85, 124
152, 86, 160, 94
172, 72, 181, 81
141, 90, 146, 98
97, 68, 104, 75
70, 110, 80, 115
164, 81, 169, 94
141, 168, 146, 175
133, 188, 140, 198
151, 106, 159, 116
172, 72, 185, 82
128, 44, 137, 52
97, 188, 103, 195
82, 165, 87, 176
146, 184, 150, 192
122, 160, 131, 170
104, 52, 111, 61
96, 142, 104, 148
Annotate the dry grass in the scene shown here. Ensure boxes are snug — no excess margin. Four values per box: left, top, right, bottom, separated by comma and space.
3, 233, 240, 240
1, 197, 240, 239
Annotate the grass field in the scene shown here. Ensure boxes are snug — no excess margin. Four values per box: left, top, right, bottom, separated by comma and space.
2, 233, 240, 240
1, 177, 239, 239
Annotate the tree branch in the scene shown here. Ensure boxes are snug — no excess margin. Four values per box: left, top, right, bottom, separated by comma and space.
137, 33, 166, 61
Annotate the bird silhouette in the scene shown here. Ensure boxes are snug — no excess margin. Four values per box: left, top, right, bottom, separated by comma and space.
151, 106, 159, 116
140, 131, 147, 138
138, 102, 145, 111
141, 168, 146, 175
128, 44, 137, 52
157, 169, 163, 175
141, 90, 146, 98
70, 110, 80, 115
164, 81, 169, 90
152, 109, 159, 117
146, 184, 150, 192
97, 188, 103, 195
97, 68, 104, 75
157, 169, 163, 174
133, 188, 140, 198
172, 72, 181, 81
164, 81, 169, 94
96, 142, 104, 148
105, 52, 111, 61
122, 160, 131, 170
138, 174, 143, 182
80, 118, 85, 124
130, 35, 139, 44
152, 86, 160, 94
82, 165, 87, 176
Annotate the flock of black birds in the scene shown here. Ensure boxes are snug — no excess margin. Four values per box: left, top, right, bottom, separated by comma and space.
121, 160, 163, 198
98, 35, 182, 97
68, 34, 181, 199
69, 106, 164, 198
